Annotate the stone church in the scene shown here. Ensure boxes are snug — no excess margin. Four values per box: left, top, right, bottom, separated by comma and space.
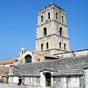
0, 3, 88, 88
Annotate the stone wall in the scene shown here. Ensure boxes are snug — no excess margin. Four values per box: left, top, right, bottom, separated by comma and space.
57, 49, 88, 58
36, 4, 70, 55
84, 68, 88, 88
24, 77, 40, 87
8, 76, 41, 88
33, 53, 45, 63
0, 83, 41, 88
8, 75, 82, 88
52, 76, 80, 88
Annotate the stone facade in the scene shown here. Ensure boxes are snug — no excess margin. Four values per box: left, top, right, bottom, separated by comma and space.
36, 4, 70, 55
56, 49, 88, 58
84, 68, 88, 88
53, 76, 80, 88
8, 76, 81, 88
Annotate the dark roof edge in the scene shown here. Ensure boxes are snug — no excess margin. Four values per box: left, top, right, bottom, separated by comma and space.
39, 3, 65, 13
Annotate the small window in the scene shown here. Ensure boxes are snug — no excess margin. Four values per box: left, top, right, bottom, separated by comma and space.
64, 43, 66, 50
48, 12, 50, 19
43, 27, 47, 35
59, 42, 61, 49
22, 51, 24, 54
41, 16, 43, 22
46, 42, 49, 49
38, 59, 40, 61
56, 12, 58, 19
41, 44, 43, 50
62, 16, 64, 23
59, 27, 62, 35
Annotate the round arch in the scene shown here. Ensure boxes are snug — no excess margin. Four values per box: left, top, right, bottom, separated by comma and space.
25, 55, 32, 63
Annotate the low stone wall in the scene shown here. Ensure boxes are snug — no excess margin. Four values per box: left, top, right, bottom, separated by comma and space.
0, 83, 41, 88
53, 76, 80, 88
57, 49, 88, 58
0, 83, 26, 88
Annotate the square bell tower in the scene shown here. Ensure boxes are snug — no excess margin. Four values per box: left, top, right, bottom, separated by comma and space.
36, 4, 70, 55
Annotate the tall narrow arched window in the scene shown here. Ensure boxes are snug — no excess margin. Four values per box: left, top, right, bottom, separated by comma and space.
60, 27, 62, 35
43, 27, 47, 36
48, 12, 50, 19
56, 12, 58, 19
64, 43, 66, 50
41, 44, 43, 50
46, 42, 49, 49
41, 16, 43, 22
25, 55, 32, 63
59, 42, 61, 49
62, 16, 64, 23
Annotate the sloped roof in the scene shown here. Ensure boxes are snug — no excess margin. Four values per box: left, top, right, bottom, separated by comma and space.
0, 50, 58, 65
10, 56, 88, 76
33, 50, 58, 59
0, 58, 17, 65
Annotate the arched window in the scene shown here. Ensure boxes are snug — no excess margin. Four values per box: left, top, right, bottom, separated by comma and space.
20, 48, 25, 55
41, 16, 43, 22
59, 42, 61, 49
56, 12, 58, 19
64, 43, 66, 50
59, 27, 62, 35
25, 55, 32, 63
62, 16, 64, 23
41, 44, 43, 50
48, 12, 50, 19
46, 42, 49, 49
43, 27, 47, 36
44, 73, 51, 87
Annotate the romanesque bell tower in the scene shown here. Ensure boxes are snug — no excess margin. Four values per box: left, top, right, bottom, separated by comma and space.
36, 4, 70, 55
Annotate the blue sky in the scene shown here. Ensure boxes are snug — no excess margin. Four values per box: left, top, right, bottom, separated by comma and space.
0, 0, 88, 59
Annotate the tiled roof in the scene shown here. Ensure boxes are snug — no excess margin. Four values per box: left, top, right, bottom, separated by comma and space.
10, 56, 88, 76
0, 50, 58, 65
0, 58, 17, 65
33, 50, 58, 58
32, 51, 45, 56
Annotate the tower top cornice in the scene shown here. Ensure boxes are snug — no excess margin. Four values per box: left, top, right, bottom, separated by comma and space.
38, 4, 65, 14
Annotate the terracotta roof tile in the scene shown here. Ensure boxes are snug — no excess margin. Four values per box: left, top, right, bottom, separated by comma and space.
0, 58, 17, 65
33, 51, 58, 58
